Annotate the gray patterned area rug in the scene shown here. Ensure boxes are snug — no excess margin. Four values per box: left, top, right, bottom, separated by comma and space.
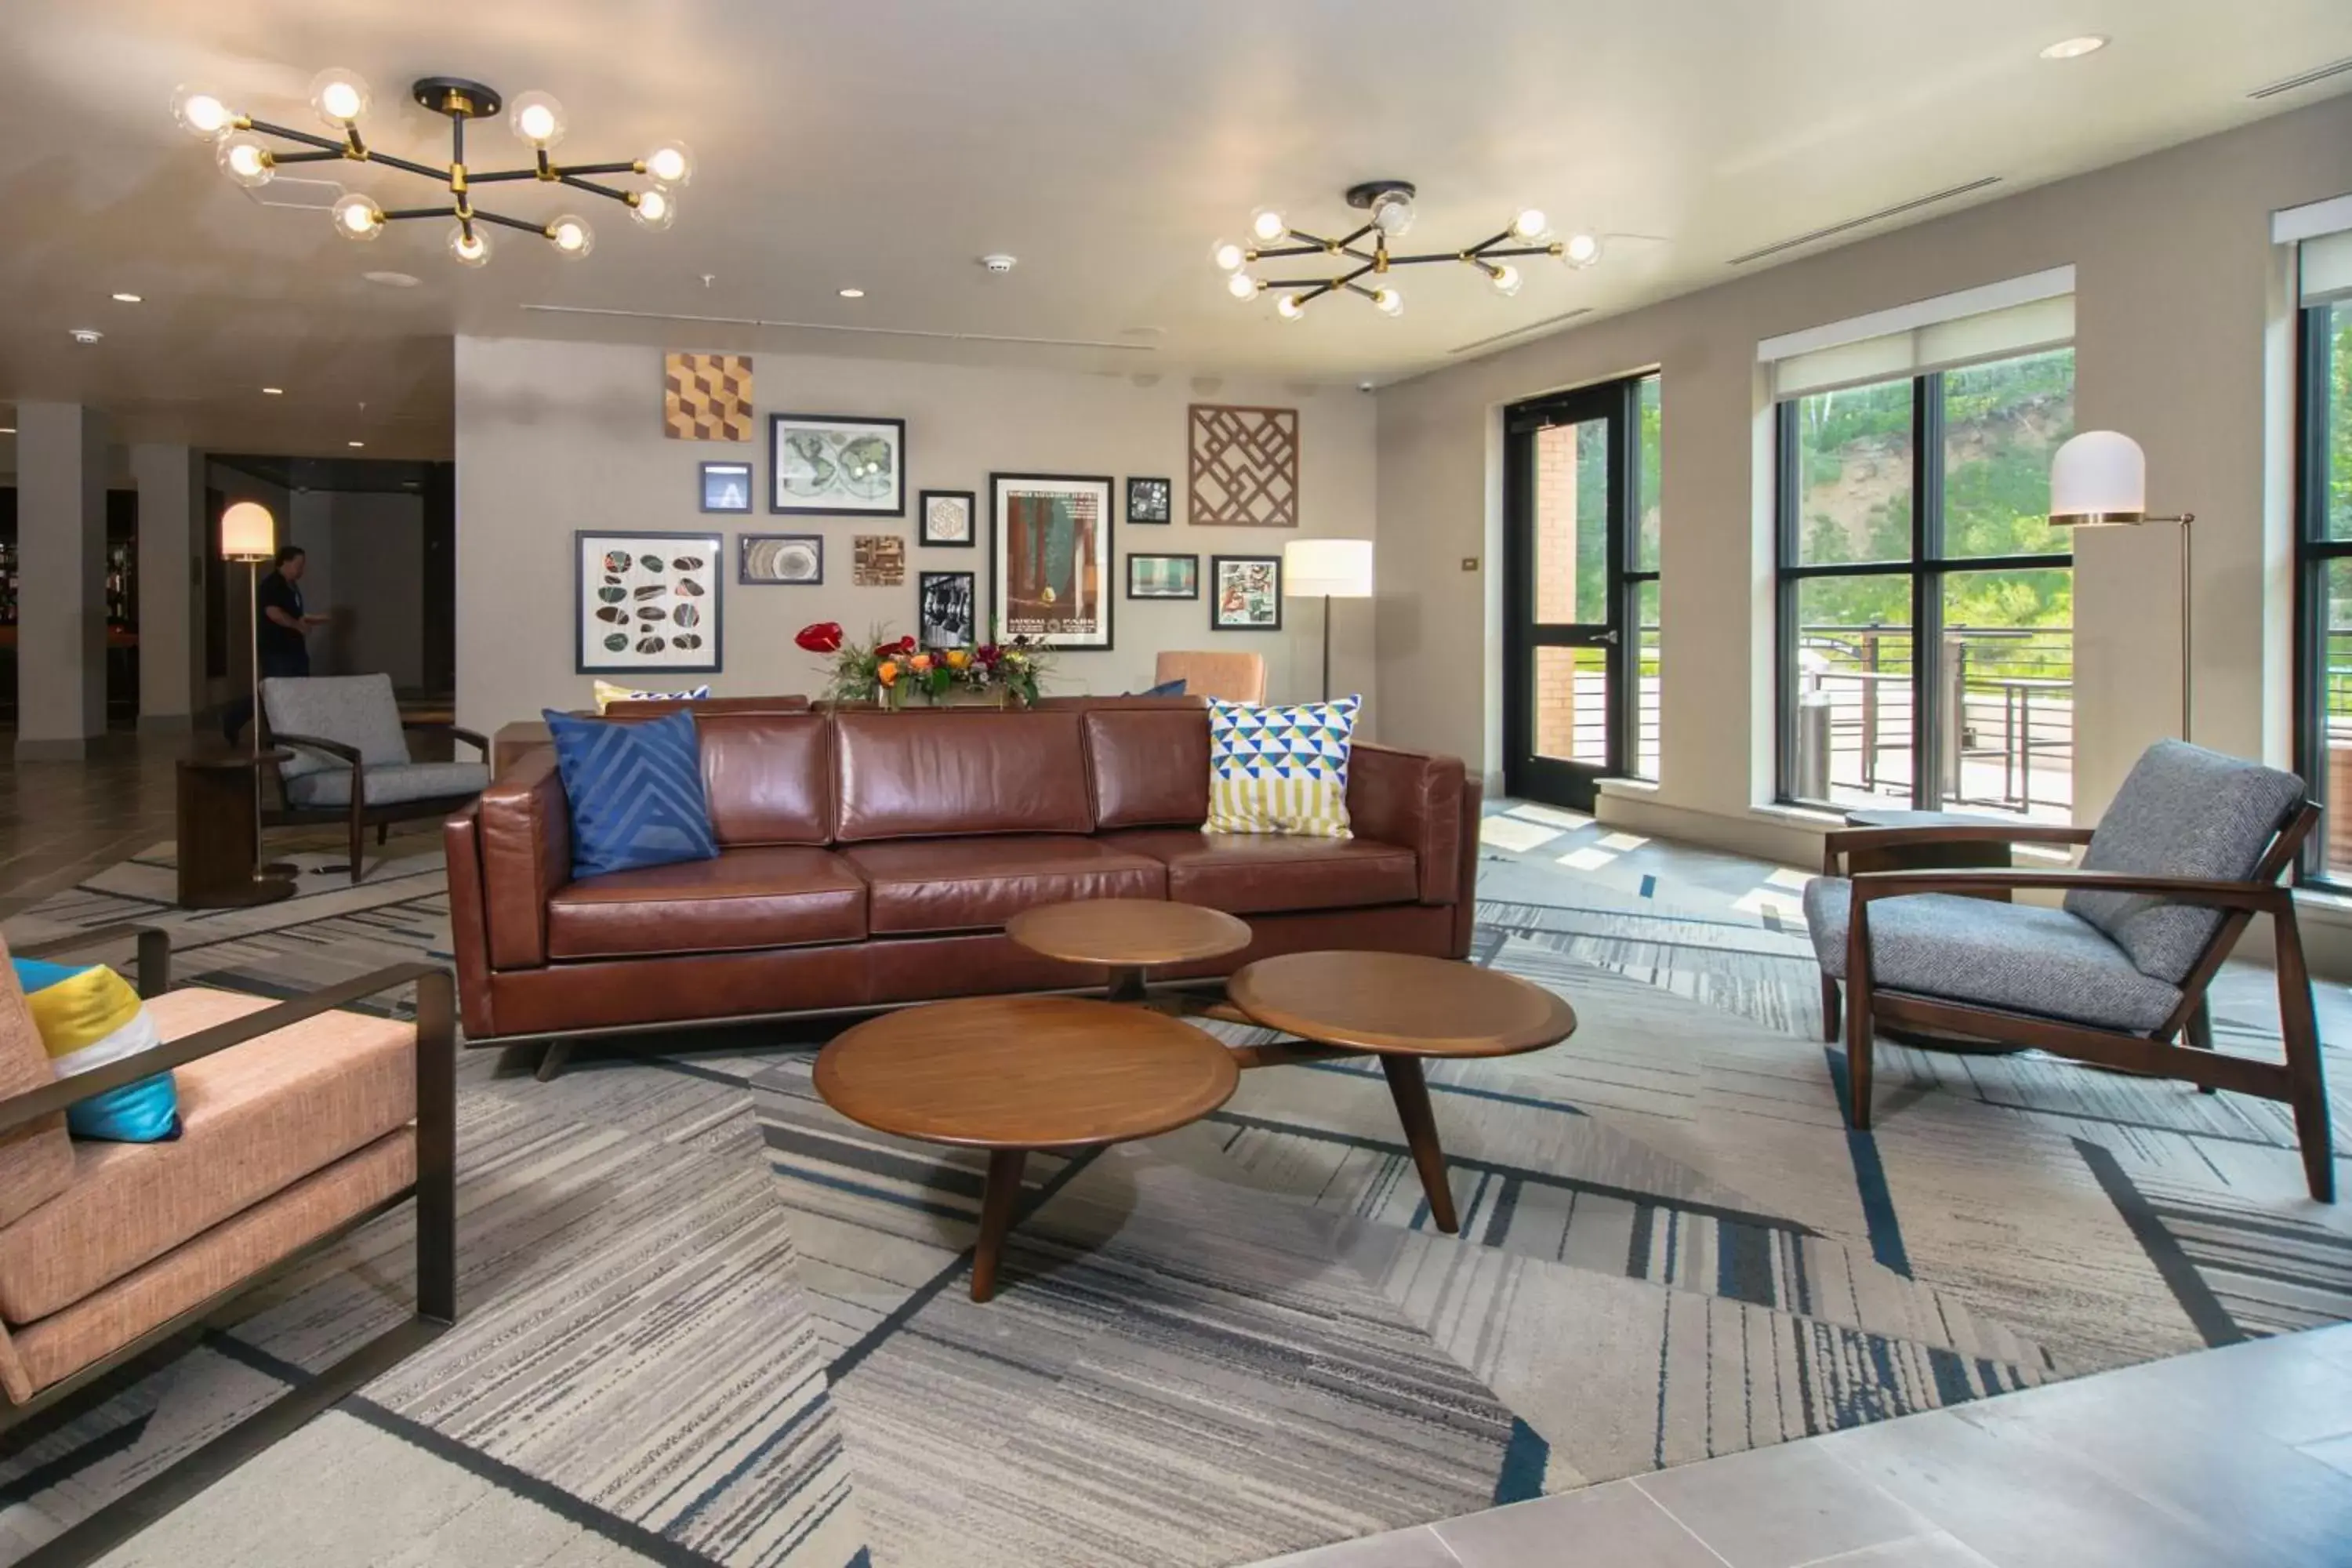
0, 834, 2347, 1566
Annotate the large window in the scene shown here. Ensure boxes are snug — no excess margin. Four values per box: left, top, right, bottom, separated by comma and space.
2296, 298, 2352, 884
1777, 348, 2075, 818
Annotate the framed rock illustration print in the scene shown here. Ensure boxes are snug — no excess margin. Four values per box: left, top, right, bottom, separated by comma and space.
991, 472, 1113, 650
577, 530, 723, 673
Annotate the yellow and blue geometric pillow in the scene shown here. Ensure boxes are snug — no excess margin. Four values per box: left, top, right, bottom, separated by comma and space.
12, 959, 179, 1142
1206, 695, 1361, 838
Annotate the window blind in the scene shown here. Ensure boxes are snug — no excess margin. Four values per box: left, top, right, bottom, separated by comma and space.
2274, 193, 2352, 307
1758, 267, 2075, 402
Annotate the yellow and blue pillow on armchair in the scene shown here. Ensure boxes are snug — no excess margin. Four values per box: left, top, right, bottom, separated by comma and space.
11, 959, 179, 1142
1206, 695, 1361, 837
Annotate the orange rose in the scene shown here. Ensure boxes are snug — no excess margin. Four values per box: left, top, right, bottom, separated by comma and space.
945, 648, 971, 671
909, 652, 934, 674
876, 660, 898, 686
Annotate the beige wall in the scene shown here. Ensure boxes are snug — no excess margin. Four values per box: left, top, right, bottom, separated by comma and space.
454, 338, 1377, 735
1376, 93, 2352, 863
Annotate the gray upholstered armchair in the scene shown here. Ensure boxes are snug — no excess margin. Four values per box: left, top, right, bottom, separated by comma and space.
1806, 741, 2333, 1202
260, 673, 490, 883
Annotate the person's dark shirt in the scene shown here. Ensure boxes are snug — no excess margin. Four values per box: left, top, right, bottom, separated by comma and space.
256, 572, 307, 663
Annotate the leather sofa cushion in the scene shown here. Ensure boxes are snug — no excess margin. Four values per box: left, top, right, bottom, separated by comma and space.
842, 837, 1166, 935
699, 712, 833, 846
0, 988, 413, 1325
835, 711, 1094, 840
547, 846, 866, 960
1108, 829, 1419, 915
1084, 709, 1211, 829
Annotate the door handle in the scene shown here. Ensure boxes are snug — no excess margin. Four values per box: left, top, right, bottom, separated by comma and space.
1595, 629, 1621, 645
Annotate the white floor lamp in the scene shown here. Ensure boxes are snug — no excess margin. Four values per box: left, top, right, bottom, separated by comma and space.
1283, 538, 1374, 702
220, 500, 278, 862
2049, 430, 2194, 743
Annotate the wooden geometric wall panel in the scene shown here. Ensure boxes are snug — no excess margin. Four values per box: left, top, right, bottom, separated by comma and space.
664, 353, 755, 441
1188, 404, 1299, 528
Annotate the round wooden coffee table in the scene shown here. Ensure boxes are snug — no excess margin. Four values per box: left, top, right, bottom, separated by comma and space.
815, 995, 1240, 1301
1006, 898, 1252, 1003
1227, 951, 1577, 1235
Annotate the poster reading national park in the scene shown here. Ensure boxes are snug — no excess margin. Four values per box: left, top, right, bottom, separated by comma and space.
990, 473, 1114, 650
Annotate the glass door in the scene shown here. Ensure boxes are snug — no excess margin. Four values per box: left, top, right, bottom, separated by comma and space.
1503, 378, 1640, 810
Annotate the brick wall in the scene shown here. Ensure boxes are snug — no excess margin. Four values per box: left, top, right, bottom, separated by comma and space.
1532, 426, 1592, 763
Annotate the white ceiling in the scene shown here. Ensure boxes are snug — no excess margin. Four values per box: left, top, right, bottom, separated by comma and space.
1, 0, 2349, 461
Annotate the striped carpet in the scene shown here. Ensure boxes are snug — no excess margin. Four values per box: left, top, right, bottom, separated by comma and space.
0, 819, 2345, 1566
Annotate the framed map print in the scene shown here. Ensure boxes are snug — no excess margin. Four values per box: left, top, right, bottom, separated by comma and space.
769, 413, 906, 516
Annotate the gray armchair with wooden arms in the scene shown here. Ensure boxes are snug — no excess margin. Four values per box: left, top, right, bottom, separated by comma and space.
1805, 740, 2333, 1202
260, 673, 490, 883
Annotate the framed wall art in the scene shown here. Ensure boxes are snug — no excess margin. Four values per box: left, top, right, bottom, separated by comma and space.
576, 530, 723, 673
1126, 553, 1199, 600
1210, 554, 1282, 632
991, 472, 1113, 650
852, 534, 906, 586
1126, 476, 1172, 524
1189, 404, 1299, 528
920, 488, 976, 547
738, 534, 823, 586
770, 412, 906, 516
918, 570, 978, 648
699, 461, 754, 514
663, 353, 753, 441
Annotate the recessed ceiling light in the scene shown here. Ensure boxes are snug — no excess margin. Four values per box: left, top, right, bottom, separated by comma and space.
347, 440, 365, 448
111, 292, 143, 304
261, 386, 285, 395
2039, 34, 2109, 60
361, 270, 422, 289
69, 328, 103, 344
837, 287, 866, 299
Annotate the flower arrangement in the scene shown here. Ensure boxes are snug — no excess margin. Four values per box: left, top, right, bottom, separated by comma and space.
797, 622, 1052, 710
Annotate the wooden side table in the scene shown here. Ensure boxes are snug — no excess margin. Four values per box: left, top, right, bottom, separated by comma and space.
177, 753, 297, 909
1005, 898, 1251, 1002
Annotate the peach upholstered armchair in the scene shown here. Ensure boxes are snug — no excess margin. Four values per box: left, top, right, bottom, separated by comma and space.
1154, 651, 1266, 704
0, 924, 456, 1563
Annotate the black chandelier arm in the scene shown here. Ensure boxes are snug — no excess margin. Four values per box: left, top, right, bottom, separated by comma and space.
464, 166, 543, 184
241, 117, 347, 155
379, 205, 458, 223
553, 160, 642, 179
557, 173, 633, 203
270, 149, 347, 165
468, 207, 555, 235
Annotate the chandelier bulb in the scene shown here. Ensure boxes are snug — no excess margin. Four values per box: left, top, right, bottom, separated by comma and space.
1225, 270, 1258, 301
1370, 191, 1415, 237
448, 223, 492, 267
644, 142, 695, 187
216, 132, 274, 188
331, 193, 383, 241
1510, 208, 1550, 243
546, 213, 596, 257
510, 90, 567, 148
1275, 293, 1306, 322
1487, 263, 1522, 297
629, 187, 677, 230
172, 86, 234, 140
1560, 232, 1602, 268
1249, 207, 1288, 245
1373, 286, 1405, 317
1210, 238, 1247, 274
307, 68, 372, 129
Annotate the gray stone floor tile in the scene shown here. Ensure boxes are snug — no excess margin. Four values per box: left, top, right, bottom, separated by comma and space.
1250, 1524, 1463, 1567
1432, 1480, 1722, 1567
1794, 1534, 1996, 1567
2296, 1432, 2352, 1480
2004, 1330, 2352, 1447
1634, 1440, 1927, 1568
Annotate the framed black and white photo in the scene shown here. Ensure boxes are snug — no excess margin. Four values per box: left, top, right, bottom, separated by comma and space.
1210, 554, 1282, 632
1126, 476, 1172, 524
991, 472, 1115, 650
738, 534, 823, 586
699, 460, 754, 514
920, 488, 975, 547
769, 412, 906, 516
576, 530, 723, 673
918, 570, 978, 648
1126, 553, 1199, 600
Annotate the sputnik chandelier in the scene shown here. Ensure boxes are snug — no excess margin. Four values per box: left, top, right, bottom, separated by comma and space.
1213, 180, 1600, 321
172, 71, 691, 267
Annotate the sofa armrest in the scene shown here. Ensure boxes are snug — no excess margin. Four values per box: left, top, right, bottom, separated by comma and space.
12, 925, 170, 998
1348, 742, 1469, 906
405, 720, 491, 757
474, 749, 572, 970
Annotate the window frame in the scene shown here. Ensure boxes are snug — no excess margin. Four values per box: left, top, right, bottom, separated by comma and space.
2294, 301, 2347, 887
1773, 362, 2075, 812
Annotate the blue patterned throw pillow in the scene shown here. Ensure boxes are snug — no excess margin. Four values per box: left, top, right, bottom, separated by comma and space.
1206, 695, 1360, 837
543, 708, 718, 879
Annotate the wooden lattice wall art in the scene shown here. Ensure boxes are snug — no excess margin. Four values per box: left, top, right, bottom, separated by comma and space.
663, 353, 755, 441
1188, 403, 1299, 528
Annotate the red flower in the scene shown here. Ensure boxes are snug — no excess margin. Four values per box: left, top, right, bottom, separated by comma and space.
795, 622, 844, 654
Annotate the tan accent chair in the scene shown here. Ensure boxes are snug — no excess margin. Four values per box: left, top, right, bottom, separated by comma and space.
0, 925, 456, 1562
1154, 651, 1266, 704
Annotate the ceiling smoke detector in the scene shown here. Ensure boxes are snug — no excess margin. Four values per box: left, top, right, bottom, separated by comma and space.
978, 254, 1018, 275
69, 328, 103, 344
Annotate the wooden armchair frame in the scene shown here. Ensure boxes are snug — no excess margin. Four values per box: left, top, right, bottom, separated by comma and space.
260, 715, 490, 884
1818, 806, 2333, 1203
0, 927, 458, 1566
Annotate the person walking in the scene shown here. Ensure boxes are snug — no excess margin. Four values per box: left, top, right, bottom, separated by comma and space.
221, 545, 328, 746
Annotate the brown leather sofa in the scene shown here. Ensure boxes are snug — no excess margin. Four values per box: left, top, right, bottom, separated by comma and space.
443, 702, 1479, 1052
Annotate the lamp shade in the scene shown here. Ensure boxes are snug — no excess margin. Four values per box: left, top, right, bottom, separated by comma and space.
2049, 430, 2147, 524
1283, 537, 1374, 598
220, 500, 275, 561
